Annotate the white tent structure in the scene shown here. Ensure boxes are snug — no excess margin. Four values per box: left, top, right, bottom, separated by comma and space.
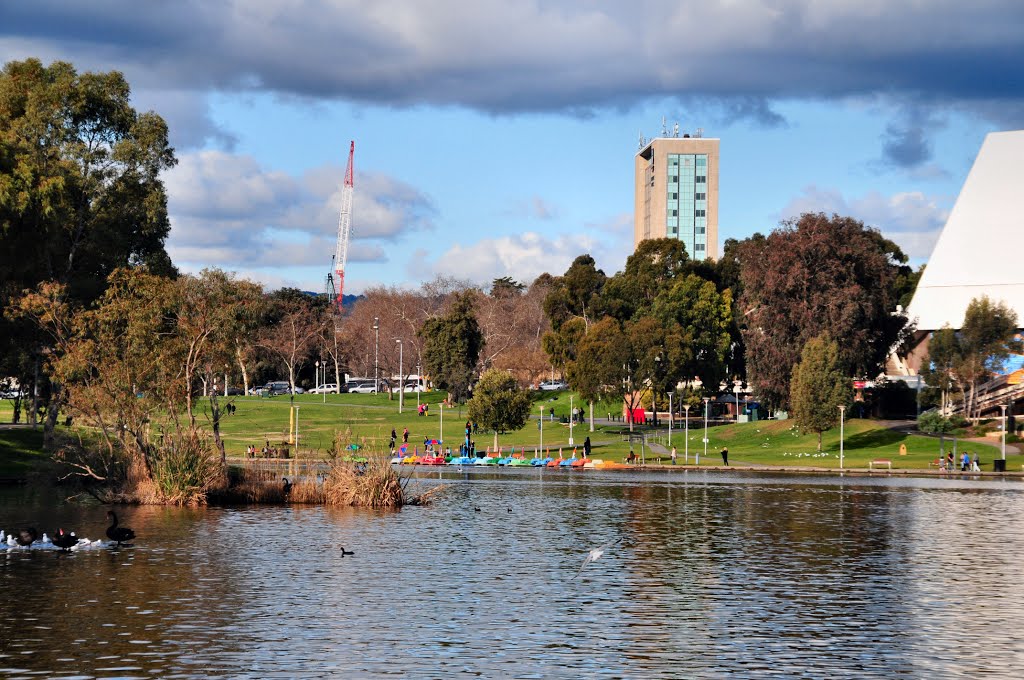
907, 130, 1024, 331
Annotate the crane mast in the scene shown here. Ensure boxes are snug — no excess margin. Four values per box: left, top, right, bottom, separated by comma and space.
332, 141, 355, 310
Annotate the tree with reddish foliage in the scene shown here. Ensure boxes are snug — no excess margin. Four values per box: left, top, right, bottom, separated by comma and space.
739, 213, 909, 409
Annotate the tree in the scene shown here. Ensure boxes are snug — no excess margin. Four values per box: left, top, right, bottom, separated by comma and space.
951, 296, 1019, 418
420, 291, 484, 402
467, 369, 533, 451
790, 334, 852, 451
568, 317, 629, 431
1, 58, 177, 441
740, 213, 909, 408
258, 291, 327, 396
917, 410, 959, 457
650, 273, 733, 390
601, 238, 689, 321
920, 326, 959, 415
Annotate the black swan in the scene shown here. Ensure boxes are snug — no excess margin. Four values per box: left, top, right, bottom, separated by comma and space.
282, 477, 292, 497
15, 528, 38, 546
339, 546, 354, 557
52, 528, 78, 552
105, 511, 135, 546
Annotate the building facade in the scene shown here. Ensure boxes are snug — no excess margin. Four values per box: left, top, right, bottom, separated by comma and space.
634, 136, 719, 259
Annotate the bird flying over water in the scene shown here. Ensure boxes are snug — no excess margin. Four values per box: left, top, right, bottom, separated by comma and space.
574, 538, 621, 578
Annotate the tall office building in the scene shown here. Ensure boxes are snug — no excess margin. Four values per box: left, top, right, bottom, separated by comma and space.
634, 135, 719, 259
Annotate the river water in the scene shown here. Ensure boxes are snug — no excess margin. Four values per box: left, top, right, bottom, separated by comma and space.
2, 469, 1024, 678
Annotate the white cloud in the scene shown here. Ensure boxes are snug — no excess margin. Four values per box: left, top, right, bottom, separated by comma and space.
164, 150, 436, 270
425, 228, 630, 285
779, 185, 950, 259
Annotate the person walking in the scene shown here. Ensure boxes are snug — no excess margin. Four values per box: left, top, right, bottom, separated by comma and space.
671, 446, 677, 465
402, 427, 409, 444
972, 451, 981, 472
961, 451, 969, 471
720, 447, 729, 465
583, 436, 591, 459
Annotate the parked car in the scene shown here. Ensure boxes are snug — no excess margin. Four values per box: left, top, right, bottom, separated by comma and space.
226, 386, 244, 396
538, 380, 568, 391
257, 381, 292, 396
389, 382, 420, 393
310, 383, 339, 394
348, 380, 378, 394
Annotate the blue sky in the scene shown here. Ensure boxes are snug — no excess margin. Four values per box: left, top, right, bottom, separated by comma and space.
3, 1, 1022, 294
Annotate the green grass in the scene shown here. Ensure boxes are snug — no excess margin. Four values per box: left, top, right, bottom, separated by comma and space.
680, 418, 1002, 469
0, 388, 1006, 474
0, 427, 47, 477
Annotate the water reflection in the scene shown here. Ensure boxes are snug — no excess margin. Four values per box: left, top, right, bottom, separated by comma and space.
2, 470, 1024, 677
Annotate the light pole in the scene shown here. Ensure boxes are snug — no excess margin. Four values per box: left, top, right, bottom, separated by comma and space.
1001, 404, 1008, 460
734, 381, 742, 421
539, 404, 544, 454
668, 391, 674, 447
294, 405, 300, 453
702, 397, 711, 465
224, 364, 229, 398
839, 404, 846, 470
683, 404, 690, 464
439, 401, 444, 448
396, 339, 403, 414
416, 362, 421, 412
373, 317, 379, 394
569, 394, 575, 447
321, 358, 326, 403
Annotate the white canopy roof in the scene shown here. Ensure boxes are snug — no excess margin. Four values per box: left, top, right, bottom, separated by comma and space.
907, 130, 1024, 331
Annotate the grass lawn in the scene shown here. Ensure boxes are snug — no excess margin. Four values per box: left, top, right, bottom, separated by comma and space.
0, 389, 1006, 474
211, 392, 1001, 469
0, 427, 47, 478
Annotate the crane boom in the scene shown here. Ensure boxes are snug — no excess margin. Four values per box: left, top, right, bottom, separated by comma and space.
332, 141, 354, 310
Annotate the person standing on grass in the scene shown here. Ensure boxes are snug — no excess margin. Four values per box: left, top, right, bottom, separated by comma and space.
720, 447, 729, 465
671, 447, 677, 465
403, 427, 409, 444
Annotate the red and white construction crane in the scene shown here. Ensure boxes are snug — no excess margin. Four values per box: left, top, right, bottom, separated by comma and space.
328, 140, 355, 311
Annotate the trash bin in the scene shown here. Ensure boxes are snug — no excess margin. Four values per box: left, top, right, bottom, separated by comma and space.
993, 459, 1007, 472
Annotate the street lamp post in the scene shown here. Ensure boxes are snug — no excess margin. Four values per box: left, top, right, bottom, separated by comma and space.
702, 397, 711, 465
373, 317, 379, 394
539, 404, 544, 454
683, 404, 690, 464
734, 381, 742, 421
294, 406, 300, 453
416, 362, 421, 412
1001, 404, 1008, 460
839, 404, 846, 469
439, 402, 444, 448
668, 391, 674, 447
396, 339, 403, 414
569, 394, 575, 447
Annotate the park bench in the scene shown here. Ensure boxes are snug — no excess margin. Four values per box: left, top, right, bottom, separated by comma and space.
869, 458, 892, 470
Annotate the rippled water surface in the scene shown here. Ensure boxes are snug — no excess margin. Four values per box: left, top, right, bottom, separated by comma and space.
3, 470, 1024, 678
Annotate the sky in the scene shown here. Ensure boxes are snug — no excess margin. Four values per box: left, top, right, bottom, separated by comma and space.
3, 1, 1023, 295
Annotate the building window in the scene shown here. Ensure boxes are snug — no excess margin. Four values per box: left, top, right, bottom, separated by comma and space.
697, 226, 705, 234
696, 175, 706, 183
695, 244, 705, 251
669, 175, 678, 183
670, 192, 678, 199
695, 192, 705, 200
696, 209, 705, 217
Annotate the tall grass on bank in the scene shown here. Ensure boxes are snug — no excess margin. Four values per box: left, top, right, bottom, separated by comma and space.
147, 428, 222, 506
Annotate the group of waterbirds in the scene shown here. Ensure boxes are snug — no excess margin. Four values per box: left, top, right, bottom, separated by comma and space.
2, 510, 135, 552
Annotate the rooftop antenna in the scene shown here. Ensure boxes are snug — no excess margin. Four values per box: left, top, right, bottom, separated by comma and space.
696, 127, 704, 138
661, 116, 668, 136
673, 122, 680, 137
638, 130, 644, 150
